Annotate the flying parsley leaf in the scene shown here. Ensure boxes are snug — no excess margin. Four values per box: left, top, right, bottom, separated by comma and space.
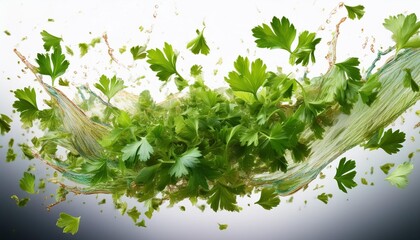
94, 75, 126, 102
78, 43, 89, 56
36, 46, 70, 85
403, 68, 419, 92
359, 73, 381, 106
344, 5, 365, 20
334, 157, 357, 193
40, 30, 62, 51
127, 206, 141, 223
19, 172, 36, 194
13, 87, 39, 128
386, 162, 413, 188
383, 13, 420, 51
190, 64, 203, 76
187, 28, 210, 55
317, 193, 333, 204
290, 31, 321, 66
56, 212, 80, 235
0, 114, 12, 135
255, 188, 280, 210
207, 183, 240, 212
169, 148, 201, 178
225, 56, 268, 97
130, 45, 147, 60
218, 223, 228, 230
335, 58, 362, 81
11, 195, 30, 207
380, 163, 395, 175
364, 128, 405, 154
122, 137, 154, 164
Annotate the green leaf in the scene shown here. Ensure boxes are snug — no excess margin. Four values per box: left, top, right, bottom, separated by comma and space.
169, 148, 201, 178
335, 58, 362, 81
13, 87, 39, 128
147, 42, 178, 81
334, 157, 357, 193
83, 160, 115, 184
403, 68, 419, 92
122, 137, 154, 164
380, 163, 395, 175
385, 162, 413, 188
19, 172, 36, 194
359, 73, 381, 106
252, 16, 296, 52
130, 45, 147, 60
40, 30, 62, 51
187, 28, 210, 55
317, 193, 333, 204
190, 64, 203, 76
11, 195, 30, 207
255, 188, 280, 210
135, 164, 161, 184
78, 43, 89, 56
364, 128, 405, 154
225, 56, 268, 97
218, 223, 228, 230
127, 206, 141, 223
290, 31, 321, 66
383, 13, 420, 51
0, 114, 12, 135
58, 78, 69, 86
207, 183, 240, 212
239, 128, 259, 147
56, 212, 80, 235
36, 46, 70, 84
344, 5, 365, 20
94, 75, 126, 101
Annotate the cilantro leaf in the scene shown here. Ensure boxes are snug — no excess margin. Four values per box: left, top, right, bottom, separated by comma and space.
169, 148, 201, 178
94, 75, 126, 102
35, 46, 70, 84
11, 195, 30, 207
56, 212, 80, 235
19, 172, 36, 194
127, 206, 141, 223
225, 56, 268, 97
334, 157, 357, 193
40, 30, 62, 51
364, 128, 405, 154
122, 137, 154, 164
255, 188, 280, 210
13, 87, 39, 128
317, 193, 333, 204
380, 163, 395, 175
207, 183, 240, 212
130, 45, 147, 60
383, 13, 420, 51
344, 5, 365, 20
385, 162, 413, 188
0, 114, 12, 135
359, 73, 381, 106
187, 28, 210, 55
403, 68, 419, 92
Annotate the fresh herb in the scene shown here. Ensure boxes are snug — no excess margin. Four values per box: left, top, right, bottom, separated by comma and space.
364, 128, 405, 154
35, 45, 69, 85
317, 193, 332, 204
0, 114, 12, 135
56, 212, 80, 235
383, 13, 420, 52
255, 188, 281, 210
334, 158, 357, 193
344, 5, 365, 20
130, 45, 147, 60
40, 30, 62, 51
187, 27, 210, 55
11, 195, 30, 207
385, 162, 413, 188
94, 75, 126, 102
19, 172, 36, 194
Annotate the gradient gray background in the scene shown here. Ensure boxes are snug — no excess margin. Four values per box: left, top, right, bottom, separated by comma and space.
1, 0, 420, 239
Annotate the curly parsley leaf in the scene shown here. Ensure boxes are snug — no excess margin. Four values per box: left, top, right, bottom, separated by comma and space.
317, 193, 333, 204
11, 195, 30, 207
0, 114, 12, 135
94, 75, 126, 102
122, 137, 154, 165
334, 157, 357, 193
130, 45, 147, 60
403, 68, 419, 92
56, 212, 80, 235
344, 5, 365, 20
13, 87, 39, 128
383, 13, 420, 52
35, 46, 69, 85
207, 183, 240, 212
364, 128, 405, 154
40, 30, 62, 51
385, 162, 413, 188
187, 28, 210, 55
169, 148, 201, 178
380, 163, 395, 175
255, 188, 280, 210
19, 172, 36, 194
225, 56, 268, 97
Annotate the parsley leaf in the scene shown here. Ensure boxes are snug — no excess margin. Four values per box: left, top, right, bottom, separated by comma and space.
35, 46, 70, 85
335, 58, 362, 81
255, 188, 280, 210
13, 87, 39, 128
94, 75, 126, 102
207, 183, 240, 212
122, 137, 154, 164
56, 212, 81, 235
169, 148, 201, 178
190, 64, 203, 76
344, 5, 365, 20
40, 30, 62, 51
0, 114, 12, 135
364, 128, 405, 154
187, 28, 210, 55
334, 157, 357, 193
82, 160, 115, 184
380, 163, 395, 175
19, 172, 36, 194
290, 31, 321, 66
385, 162, 413, 188
130, 45, 147, 60
317, 193, 333, 204
403, 68, 419, 92
127, 206, 141, 223
383, 13, 420, 52
359, 73, 381, 106
135, 164, 161, 184
218, 223, 228, 230
225, 56, 268, 97
11, 195, 30, 207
